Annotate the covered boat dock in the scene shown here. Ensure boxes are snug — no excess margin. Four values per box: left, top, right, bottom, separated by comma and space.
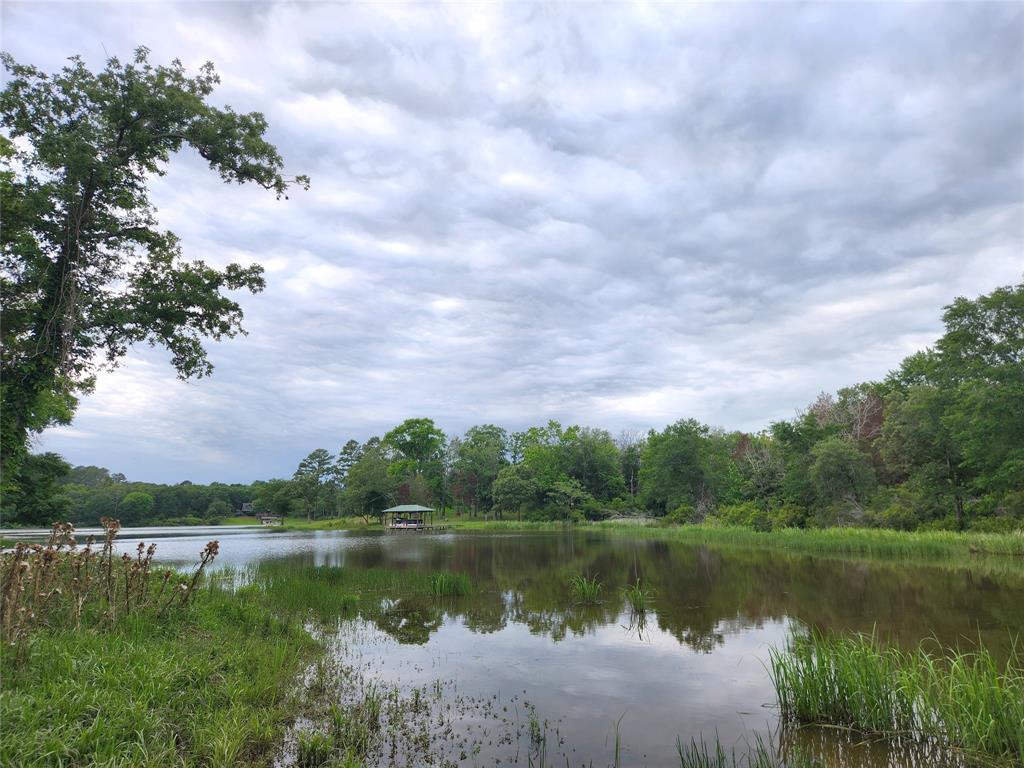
383, 504, 444, 531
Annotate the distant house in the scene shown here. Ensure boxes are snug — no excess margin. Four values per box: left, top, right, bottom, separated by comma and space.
239, 502, 254, 515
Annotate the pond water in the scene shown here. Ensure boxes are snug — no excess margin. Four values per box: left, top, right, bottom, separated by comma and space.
8, 525, 1022, 766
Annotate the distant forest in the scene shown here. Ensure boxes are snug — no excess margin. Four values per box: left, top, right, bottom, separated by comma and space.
4, 280, 1021, 532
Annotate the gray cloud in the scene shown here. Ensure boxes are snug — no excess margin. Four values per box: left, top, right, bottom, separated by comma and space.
5, 1, 1022, 483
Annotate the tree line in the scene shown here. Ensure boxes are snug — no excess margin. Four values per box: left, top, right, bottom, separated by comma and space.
8, 280, 1020, 533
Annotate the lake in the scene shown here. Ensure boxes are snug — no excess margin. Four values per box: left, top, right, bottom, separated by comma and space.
9, 525, 1022, 766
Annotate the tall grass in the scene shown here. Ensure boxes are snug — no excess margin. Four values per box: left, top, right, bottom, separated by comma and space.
623, 578, 652, 613
769, 630, 1024, 763
569, 573, 603, 604
675, 734, 817, 768
429, 571, 472, 596
0, 520, 320, 767
1, 520, 218, 646
601, 523, 1024, 559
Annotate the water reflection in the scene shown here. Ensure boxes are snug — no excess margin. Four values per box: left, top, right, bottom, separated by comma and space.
15, 526, 1018, 767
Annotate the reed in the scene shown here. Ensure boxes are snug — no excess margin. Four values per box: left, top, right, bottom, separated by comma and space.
602, 523, 1024, 559
429, 570, 472, 597
769, 630, 1024, 763
622, 578, 651, 614
569, 573, 603, 604
297, 730, 334, 768
675, 734, 816, 768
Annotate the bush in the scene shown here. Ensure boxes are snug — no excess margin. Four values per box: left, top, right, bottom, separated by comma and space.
767, 504, 806, 530
664, 503, 695, 525
969, 516, 1023, 534
713, 502, 771, 531
871, 503, 920, 531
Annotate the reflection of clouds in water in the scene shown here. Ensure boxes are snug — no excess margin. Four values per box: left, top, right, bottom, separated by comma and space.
336, 612, 787, 767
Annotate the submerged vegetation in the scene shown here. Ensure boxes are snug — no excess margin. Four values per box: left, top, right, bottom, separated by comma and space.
769, 631, 1024, 764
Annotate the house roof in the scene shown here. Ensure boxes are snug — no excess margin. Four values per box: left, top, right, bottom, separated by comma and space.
382, 504, 435, 513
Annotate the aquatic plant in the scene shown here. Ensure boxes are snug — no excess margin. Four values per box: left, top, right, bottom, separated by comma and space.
622, 578, 652, 613
769, 630, 1024, 763
429, 571, 472, 597
605, 523, 1024, 559
675, 734, 817, 768
297, 730, 334, 768
569, 573, 603, 604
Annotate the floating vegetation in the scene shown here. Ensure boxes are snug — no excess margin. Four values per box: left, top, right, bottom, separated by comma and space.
769, 630, 1024, 764
569, 573, 603, 604
429, 571, 472, 597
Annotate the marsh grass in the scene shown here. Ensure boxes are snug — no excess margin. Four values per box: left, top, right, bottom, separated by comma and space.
569, 573, 603, 604
429, 570, 472, 596
603, 523, 1024, 560
244, 564, 473, 623
675, 734, 819, 768
297, 730, 335, 767
623, 578, 652, 613
0, 578, 318, 767
0, 520, 320, 767
769, 631, 1024, 764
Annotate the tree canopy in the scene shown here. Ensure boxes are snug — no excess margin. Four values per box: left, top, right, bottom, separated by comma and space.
0, 47, 307, 495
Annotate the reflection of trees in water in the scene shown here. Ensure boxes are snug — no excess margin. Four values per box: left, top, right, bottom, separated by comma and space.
301, 532, 1024, 653
369, 598, 443, 645
781, 723, 967, 768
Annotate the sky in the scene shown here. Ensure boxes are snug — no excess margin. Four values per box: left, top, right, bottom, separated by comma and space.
4, 1, 1023, 484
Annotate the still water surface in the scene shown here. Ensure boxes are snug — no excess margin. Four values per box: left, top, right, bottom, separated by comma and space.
9, 526, 1022, 766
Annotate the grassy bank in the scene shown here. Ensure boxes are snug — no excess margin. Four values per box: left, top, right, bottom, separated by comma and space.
1, 587, 318, 767
600, 522, 1024, 559
0, 523, 322, 767
273, 514, 1024, 559
769, 631, 1024, 765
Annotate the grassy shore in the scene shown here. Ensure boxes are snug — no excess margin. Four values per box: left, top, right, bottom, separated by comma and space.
1, 586, 318, 767
0, 524, 322, 767
770, 631, 1024, 765
273, 514, 1024, 559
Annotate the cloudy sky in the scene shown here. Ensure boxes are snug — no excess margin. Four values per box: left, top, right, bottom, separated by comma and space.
5, 1, 1023, 483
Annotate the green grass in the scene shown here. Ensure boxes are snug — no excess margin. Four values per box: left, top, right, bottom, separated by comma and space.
597, 522, 1024, 559
241, 563, 472, 621
675, 735, 819, 768
569, 573, 603, 604
623, 578, 652, 613
0, 584, 318, 767
429, 570, 472, 596
769, 630, 1024, 764
264, 515, 1024, 560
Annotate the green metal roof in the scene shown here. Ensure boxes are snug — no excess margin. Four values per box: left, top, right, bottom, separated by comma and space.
382, 504, 435, 513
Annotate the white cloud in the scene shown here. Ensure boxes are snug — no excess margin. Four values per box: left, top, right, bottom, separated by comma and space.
3, 0, 1019, 482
